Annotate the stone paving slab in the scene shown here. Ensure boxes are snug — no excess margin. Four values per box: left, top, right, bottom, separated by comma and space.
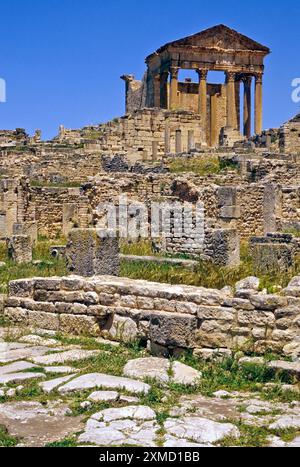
43, 366, 78, 375
0, 360, 39, 375
30, 349, 100, 365
0, 371, 46, 385
88, 391, 120, 403
164, 417, 240, 445
0, 401, 84, 447
123, 357, 202, 386
91, 406, 156, 422
39, 375, 76, 394
79, 417, 159, 447
0, 346, 63, 364
58, 373, 151, 395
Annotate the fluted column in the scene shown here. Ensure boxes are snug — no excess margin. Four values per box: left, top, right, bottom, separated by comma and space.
153, 74, 161, 108
242, 76, 252, 137
196, 69, 208, 143
226, 71, 236, 128
255, 73, 263, 134
169, 67, 179, 110
160, 71, 169, 109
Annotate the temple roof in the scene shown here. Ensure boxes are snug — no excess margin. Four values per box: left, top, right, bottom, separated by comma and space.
146, 25, 270, 61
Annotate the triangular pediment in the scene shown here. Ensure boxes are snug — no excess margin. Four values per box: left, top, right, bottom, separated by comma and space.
158, 25, 270, 54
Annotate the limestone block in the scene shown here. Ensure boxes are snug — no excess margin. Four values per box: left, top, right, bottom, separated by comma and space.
4, 307, 28, 325
66, 228, 120, 277
207, 229, 240, 267
102, 315, 138, 344
7, 235, 32, 264
149, 312, 197, 348
27, 311, 60, 331
59, 314, 100, 336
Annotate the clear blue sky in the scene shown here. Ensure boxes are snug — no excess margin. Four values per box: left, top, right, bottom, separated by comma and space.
0, 0, 299, 139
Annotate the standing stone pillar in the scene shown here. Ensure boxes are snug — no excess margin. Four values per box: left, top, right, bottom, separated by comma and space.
152, 141, 158, 161
210, 93, 218, 147
153, 74, 161, 108
197, 70, 208, 144
175, 130, 182, 154
66, 228, 120, 277
160, 71, 169, 109
164, 126, 170, 155
188, 130, 195, 151
7, 235, 32, 264
243, 76, 252, 138
255, 74, 263, 134
226, 72, 237, 128
169, 67, 179, 110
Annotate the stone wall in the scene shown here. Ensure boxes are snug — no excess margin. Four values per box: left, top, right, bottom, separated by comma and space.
3, 275, 300, 356
30, 187, 91, 239
280, 114, 300, 154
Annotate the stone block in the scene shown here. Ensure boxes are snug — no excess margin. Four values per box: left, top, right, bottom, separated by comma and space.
207, 229, 240, 267
27, 311, 60, 331
66, 228, 120, 277
9, 279, 34, 298
4, 307, 28, 325
149, 312, 197, 348
59, 314, 100, 336
102, 315, 139, 343
7, 235, 32, 264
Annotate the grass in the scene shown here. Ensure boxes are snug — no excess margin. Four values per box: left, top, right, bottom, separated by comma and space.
0, 239, 67, 294
121, 241, 300, 292
45, 436, 80, 448
168, 156, 237, 176
30, 181, 83, 188
0, 425, 19, 447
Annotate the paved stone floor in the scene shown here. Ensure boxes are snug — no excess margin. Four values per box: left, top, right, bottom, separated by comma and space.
0, 326, 299, 447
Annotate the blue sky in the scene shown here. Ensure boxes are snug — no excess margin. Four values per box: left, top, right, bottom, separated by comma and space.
0, 0, 299, 139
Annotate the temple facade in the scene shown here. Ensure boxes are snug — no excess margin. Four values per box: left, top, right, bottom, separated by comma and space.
121, 25, 270, 147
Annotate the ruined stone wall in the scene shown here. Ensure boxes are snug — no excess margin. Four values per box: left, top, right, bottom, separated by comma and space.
280, 116, 300, 154
0, 147, 104, 184
0, 128, 29, 147
4, 275, 299, 355
30, 187, 91, 239
0, 179, 35, 239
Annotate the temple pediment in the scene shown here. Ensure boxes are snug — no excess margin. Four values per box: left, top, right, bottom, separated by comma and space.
154, 25, 270, 55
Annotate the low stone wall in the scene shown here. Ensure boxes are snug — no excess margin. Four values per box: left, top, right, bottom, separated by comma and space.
3, 275, 300, 357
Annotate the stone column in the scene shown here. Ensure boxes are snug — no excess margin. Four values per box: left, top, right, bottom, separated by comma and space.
210, 93, 218, 147
160, 71, 169, 109
152, 141, 158, 161
169, 67, 179, 110
243, 76, 252, 138
153, 74, 161, 108
175, 130, 182, 153
188, 130, 195, 151
226, 72, 236, 128
196, 70, 208, 143
255, 73, 263, 134
164, 126, 170, 155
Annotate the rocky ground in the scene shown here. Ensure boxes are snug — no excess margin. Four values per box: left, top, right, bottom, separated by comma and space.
0, 325, 299, 448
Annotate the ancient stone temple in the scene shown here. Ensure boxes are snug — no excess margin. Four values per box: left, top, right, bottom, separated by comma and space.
122, 25, 270, 146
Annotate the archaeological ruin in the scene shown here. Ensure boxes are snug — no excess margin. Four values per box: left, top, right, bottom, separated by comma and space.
0, 23, 300, 449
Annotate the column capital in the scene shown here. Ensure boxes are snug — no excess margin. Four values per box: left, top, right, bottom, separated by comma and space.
170, 67, 179, 79
160, 70, 169, 80
241, 75, 253, 86
196, 69, 208, 80
254, 73, 263, 84
225, 71, 236, 83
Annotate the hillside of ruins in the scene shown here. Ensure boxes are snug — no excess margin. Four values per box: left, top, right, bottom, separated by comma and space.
0, 24, 300, 449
